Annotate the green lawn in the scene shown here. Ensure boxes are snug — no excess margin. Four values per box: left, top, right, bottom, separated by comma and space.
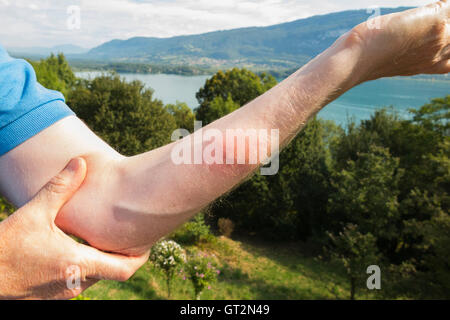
83, 236, 377, 300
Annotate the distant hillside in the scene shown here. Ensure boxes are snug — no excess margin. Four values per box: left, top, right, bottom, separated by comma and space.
83, 7, 412, 69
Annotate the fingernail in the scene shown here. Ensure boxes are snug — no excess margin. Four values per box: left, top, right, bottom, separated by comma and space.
66, 158, 81, 174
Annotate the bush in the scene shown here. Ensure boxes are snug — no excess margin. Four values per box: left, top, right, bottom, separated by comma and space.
150, 240, 186, 298
181, 251, 220, 300
67, 74, 177, 156
171, 214, 214, 245
217, 218, 234, 238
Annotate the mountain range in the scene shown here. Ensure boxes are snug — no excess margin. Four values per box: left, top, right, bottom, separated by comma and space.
9, 7, 412, 70
82, 7, 412, 69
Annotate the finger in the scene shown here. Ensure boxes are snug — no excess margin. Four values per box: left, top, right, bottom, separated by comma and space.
27, 157, 87, 222
54, 278, 99, 300
79, 244, 149, 282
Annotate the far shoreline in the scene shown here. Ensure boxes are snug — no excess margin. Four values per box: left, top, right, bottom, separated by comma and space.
74, 68, 450, 84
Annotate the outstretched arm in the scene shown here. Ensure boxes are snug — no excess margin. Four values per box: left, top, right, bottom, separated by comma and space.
1, 1, 449, 256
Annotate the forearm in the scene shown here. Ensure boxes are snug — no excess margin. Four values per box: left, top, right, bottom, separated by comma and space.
113, 32, 366, 248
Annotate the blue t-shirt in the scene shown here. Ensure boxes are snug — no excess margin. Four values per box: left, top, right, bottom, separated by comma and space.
0, 44, 74, 156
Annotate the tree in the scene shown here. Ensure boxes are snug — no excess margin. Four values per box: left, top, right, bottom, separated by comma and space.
67, 74, 177, 156
195, 68, 277, 125
326, 224, 381, 300
328, 145, 403, 256
326, 99, 450, 299
196, 96, 240, 126
410, 95, 449, 135
283, 118, 332, 239
30, 53, 76, 97
398, 140, 450, 298
165, 102, 196, 133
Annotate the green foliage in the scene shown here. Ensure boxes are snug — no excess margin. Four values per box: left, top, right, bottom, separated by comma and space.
150, 240, 186, 298
282, 118, 333, 239
327, 102, 450, 298
170, 214, 214, 245
419, 210, 450, 297
165, 102, 196, 132
67, 74, 177, 156
328, 145, 403, 241
182, 251, 220, 300
198, 96, 240, 125
410, 95, 450, 134
395, 140, 450, 298
195, 68, 277, 125
326, 224, 380, 300
0, 197, 14, 217
30, 53, 76, 97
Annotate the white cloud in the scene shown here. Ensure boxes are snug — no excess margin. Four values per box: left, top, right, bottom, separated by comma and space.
0, 0, 434, 49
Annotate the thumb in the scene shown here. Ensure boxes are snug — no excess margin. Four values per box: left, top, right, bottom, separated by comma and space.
29, 157, 87, 222
79, 245, 149, 282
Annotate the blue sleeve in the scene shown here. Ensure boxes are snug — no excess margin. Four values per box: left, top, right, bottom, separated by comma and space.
0, 44, 75, 156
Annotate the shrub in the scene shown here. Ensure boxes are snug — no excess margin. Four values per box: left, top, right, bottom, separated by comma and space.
150, 240, 186, 298
181, 251, 220, 300
217, 218, 234, 238
171, 214, 214, 245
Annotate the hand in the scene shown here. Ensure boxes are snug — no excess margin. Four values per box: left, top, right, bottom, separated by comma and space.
353, 0, 450, 81
0, 158, 148, 300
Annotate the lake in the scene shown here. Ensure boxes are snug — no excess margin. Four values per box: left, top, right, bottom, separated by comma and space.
76, 72, 449, 126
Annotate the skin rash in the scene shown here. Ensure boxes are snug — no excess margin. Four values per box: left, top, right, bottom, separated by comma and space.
0, 2, 449, 260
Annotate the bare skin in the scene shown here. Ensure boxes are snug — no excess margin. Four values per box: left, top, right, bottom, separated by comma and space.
0, 1, 449, 259
0, 158, 148, 299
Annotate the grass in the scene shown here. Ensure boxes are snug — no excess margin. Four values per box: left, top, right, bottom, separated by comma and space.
83, 236, 377, 300
0, 209, 378, 300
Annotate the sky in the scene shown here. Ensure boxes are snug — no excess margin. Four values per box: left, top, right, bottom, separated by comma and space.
0, 0, 435, 49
